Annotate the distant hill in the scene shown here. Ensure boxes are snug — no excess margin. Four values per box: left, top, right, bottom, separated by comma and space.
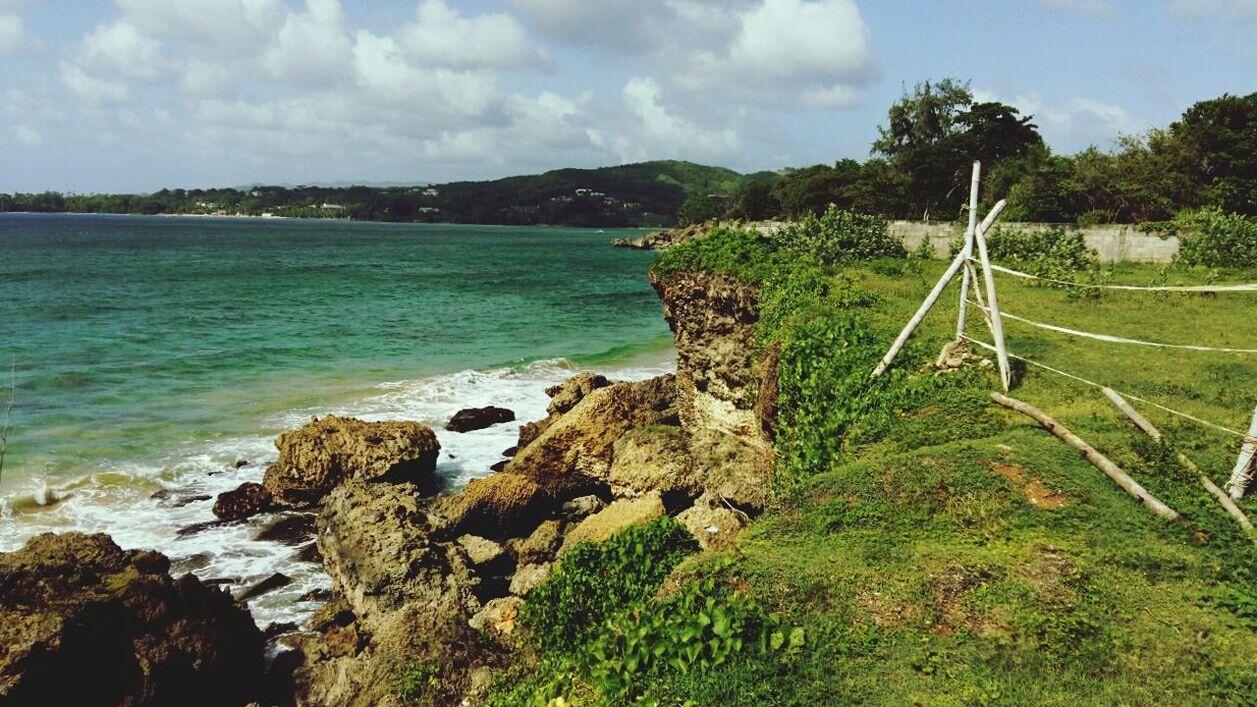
1, 161, 780, 228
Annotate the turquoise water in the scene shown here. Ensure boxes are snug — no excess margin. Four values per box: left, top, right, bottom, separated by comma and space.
0, 214, 670, 483
0, 213, 673, 623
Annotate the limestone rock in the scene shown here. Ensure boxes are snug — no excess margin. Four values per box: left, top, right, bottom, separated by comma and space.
545, 372, 610, 416
0, 532, 265, 706
456, 534, 511, 576
446, 406, 516, 433
560, 493, 665, 555
316, 481, 478, 628
506, 375, 678, 488
608, 426, 700, 500
437, 472, 550, 538
508, 563, 551, 597
676, 494, 747, 550
561, 495, 606, 520
469, 597, 525, 637
213, 481, 274, 520
516, 519, 561, 564
262, 415, 441, 508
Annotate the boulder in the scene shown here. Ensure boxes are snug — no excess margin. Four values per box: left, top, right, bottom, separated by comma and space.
505, 375, 678, 488
445, 406, 515, 433
436, 472, 550, 539
508, 563, 551, 597
561, 495, 606, 520
515, 417, 553, 450
212, 481, 274, 520
255, 512, 316, 545
676, 494, 747, 550
469, 597, 525, 637
516, 519, 562, 565
0, 532, 265, 706
237, 572, 293, 602
456, 535, 511, 576
545, 372, 610, 416
316, 481, 478, 628
262, 415, 441, 508
608, 426, 701, 501
559, 493, 665, 555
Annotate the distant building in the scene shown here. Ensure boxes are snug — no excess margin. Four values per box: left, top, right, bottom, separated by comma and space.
423, 188, 439, 197
575, 188, 592, 197
321, 203, 345, 210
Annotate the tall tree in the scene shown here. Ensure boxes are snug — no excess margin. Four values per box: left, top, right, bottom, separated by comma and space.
1170, 91, 1257, 215
873, 78, 974, 221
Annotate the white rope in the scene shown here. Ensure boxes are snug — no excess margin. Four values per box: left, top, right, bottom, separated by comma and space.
985, 262, 1257, 293
969, 301, 1257, 354
960, 334, 1257, 445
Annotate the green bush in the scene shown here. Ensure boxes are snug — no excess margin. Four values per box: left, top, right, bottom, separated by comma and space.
583, 575, 803, 701
1158, 207, 1257, 268
653, 225, 794, 284
521, 516, 698, 652
982, 225, 1106, 297
769, 205, 903, 264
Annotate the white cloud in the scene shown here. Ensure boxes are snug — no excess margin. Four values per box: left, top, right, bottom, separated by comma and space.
1168, 0, 1257, 20
617, 76, 738, 160
397, 0, 549, 69
976, 89, 1150, 152
59, 61, 130, 105
680, 0, 871, 107
14, 124, 41, 146
116, 0, 285, 57
1040, 0, 1115, 16
0, 11, 40, 53
261, 0, 354, 85
80, 21, 168, 81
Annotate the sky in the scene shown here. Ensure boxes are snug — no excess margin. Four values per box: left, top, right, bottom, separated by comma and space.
1, 0, 1255, 193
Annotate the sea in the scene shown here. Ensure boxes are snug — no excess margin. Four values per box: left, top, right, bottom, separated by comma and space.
0, 213, 674, 628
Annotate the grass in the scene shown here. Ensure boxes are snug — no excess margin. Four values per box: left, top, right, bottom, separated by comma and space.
487, 229, 1257, 706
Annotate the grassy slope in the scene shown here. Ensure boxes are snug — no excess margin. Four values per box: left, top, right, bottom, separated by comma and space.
488, 235, 1257, 706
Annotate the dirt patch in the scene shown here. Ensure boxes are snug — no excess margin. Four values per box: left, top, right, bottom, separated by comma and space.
990, 463, 1067, 509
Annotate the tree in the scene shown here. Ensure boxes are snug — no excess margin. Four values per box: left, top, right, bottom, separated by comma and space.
677, 194, 722, 225
873, 78, 974, 221
955, 102, 1044, 166
1170, 91, 1257, 215
730, 181, 779, 221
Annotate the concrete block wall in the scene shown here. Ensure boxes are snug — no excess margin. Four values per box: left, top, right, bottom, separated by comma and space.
890, 221, 1181, 263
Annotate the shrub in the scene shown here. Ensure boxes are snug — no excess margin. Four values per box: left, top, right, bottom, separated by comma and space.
769, 205, 903, 264
521, 516, 698, 651
982, 225, 1105, 297
583, 575, 803, 701
1157, 207, 1257, 268
653, 225, 794, 284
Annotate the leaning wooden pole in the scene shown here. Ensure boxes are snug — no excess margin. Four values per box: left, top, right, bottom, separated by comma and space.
973, 214, 1012, 390
1225, 406, 1257, 500
1103, 388, 1255, 541
991, 392, 1183, 523
955, 161, 982, 340
872, 201, 1006, 378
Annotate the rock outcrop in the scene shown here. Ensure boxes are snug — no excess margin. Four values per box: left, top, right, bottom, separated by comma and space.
446, 406, 516, 433
504, 375, 678, 490
0, 532, 265, 706
651, 269, 774, 512
248, 416, 440, 512
213, 481, 274, 520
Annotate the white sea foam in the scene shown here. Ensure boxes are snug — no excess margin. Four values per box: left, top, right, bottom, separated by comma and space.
0, 354, 674, 629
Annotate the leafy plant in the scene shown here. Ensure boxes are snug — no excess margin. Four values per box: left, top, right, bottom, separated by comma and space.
1150, 206, 1257, 268
983, 225, 1106, 297
769, 205, 903, 264
521, 516, 699, 651
583, 575, 803, 701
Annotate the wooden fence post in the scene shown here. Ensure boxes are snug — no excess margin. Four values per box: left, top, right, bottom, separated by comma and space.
972, 211, 1012, 390
1226, 406, 1257, 500
872, 200, 1006, 378
955, 161, 981, 339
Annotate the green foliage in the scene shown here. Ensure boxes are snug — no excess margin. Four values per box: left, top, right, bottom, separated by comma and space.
983, 225, 1106, 296
393, 662, 441, 707
677, 194, 723, 226
653, 226, 796, 284
583, 575, 803, 701
1153, 206, 1257, 268
521, 516, 699, 652
1170, 91, 1257, 216
769, 205, 903, 264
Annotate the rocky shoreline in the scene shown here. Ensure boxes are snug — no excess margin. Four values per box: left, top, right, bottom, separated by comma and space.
0, 267, 770, 706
